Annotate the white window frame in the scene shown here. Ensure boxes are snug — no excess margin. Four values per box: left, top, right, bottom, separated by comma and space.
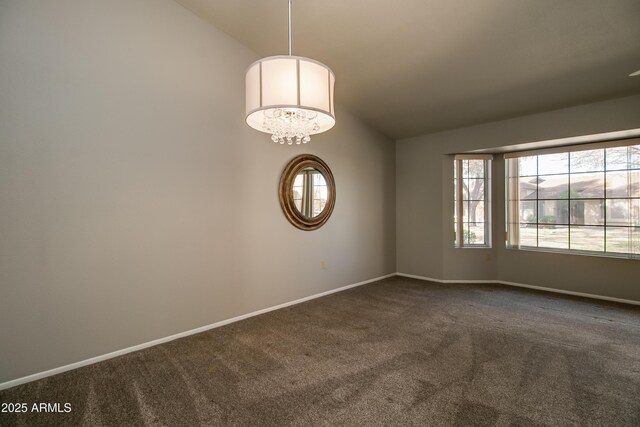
454, 154, 493, 248
504, 138, 640, 259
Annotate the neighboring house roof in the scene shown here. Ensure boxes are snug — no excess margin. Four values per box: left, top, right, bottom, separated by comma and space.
519, 176, 638, 200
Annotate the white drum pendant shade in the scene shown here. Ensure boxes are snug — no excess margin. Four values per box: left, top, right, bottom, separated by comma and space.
245, 55, 335, 144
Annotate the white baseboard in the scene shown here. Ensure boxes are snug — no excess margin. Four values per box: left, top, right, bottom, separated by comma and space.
396, 272, 496, 284
0, 273, 396, 391
396, 272, 640, 306
495, 280, 640, 306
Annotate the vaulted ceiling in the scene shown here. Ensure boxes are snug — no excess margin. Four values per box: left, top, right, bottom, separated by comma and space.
175, 0, 640, 139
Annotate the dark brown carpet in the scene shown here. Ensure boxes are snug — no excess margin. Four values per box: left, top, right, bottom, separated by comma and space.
1, 277, 640, 426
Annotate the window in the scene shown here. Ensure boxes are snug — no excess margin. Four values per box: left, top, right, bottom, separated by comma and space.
505, 140, 640, 258
454, 155, 492, 247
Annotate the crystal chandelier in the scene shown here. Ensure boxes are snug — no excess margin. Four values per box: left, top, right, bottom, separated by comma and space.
245, 0, 335, 145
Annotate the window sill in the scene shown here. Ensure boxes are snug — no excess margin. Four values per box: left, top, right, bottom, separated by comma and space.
505, 245, 639, 261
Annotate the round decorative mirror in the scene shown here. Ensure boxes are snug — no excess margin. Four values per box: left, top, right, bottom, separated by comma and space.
279, 154, 336, 230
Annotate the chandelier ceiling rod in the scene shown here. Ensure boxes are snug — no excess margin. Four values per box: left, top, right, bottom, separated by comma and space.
288, 0, 292, 56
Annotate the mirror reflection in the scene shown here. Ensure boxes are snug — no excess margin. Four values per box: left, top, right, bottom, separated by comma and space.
292, 168, 329, 218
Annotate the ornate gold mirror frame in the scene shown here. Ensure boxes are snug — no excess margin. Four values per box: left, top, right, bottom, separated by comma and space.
279, 154, 336, 231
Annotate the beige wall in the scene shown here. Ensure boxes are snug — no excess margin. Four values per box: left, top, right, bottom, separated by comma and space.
397, 94, 640, 301
0, 0, 395, 383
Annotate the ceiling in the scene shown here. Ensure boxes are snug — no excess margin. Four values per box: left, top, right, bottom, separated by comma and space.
176, 0, 640, 139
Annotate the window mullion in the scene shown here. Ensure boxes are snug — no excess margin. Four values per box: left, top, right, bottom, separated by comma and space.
485, 160, 491, 247
456, 159, 464, 248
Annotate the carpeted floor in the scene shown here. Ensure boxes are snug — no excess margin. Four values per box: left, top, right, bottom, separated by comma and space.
1, 277, 640, 426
